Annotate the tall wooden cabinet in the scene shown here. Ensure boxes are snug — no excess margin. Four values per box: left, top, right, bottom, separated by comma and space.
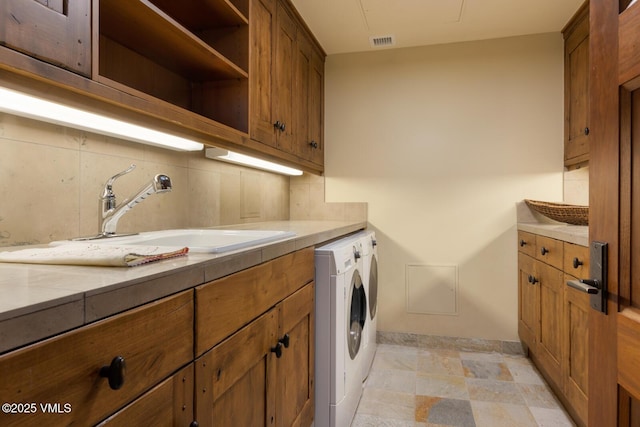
518, 231, 589, 426
563, 1, 590, 167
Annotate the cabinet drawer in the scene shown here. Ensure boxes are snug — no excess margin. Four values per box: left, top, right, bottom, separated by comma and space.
97, 363, 194, 426
564, 242, 590, 280
518, 231, 536, 257
195, 247, 314, 356
536, 235, 563, 269
0, 290, 194, 427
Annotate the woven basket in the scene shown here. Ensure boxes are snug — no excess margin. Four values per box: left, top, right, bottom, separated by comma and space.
524, 199, 589, 226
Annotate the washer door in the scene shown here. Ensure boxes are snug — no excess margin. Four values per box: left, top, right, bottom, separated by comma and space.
348, 269, 366, 360
369, 255, 378, 319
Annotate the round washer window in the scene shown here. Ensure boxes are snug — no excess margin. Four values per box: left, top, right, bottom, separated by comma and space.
348, 269, 367, 360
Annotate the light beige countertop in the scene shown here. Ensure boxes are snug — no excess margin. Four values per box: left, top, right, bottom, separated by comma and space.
0, 220, 366, 353
516, 201, 588, 246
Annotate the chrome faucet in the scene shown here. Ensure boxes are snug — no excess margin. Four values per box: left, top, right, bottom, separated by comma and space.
98, 164, 172, 237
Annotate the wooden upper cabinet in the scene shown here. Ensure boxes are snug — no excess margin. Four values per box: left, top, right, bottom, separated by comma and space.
250, 0, 325, 170
250, 0, 277, 146
272, 1, 297, 152
563, 1, 590, 167
0, 0, 91, 76
295, 29, 324, 166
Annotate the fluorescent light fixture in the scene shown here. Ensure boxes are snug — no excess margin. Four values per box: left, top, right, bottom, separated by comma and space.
0, 86, 204, 151
205, 147, 303, 176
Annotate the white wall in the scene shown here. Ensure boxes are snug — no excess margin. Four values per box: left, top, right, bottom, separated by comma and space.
324, 33, 565, 341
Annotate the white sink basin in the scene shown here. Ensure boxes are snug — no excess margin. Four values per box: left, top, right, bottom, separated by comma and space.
52, 229, 296, 253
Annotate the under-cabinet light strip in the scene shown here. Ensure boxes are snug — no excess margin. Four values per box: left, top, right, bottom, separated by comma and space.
205, 148, 303, 176
0, 86, 204, 151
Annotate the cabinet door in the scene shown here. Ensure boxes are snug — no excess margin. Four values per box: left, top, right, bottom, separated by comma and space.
563, 274, 589, 427
195, 309, 278, 427
96, 363, 194, 426
536, 261, 564, 387
277, 282, 315, 427
518, 253, 538, 352
273, 1, 296, 152
0, 291, 193, 427
250, 0, 277, 147
0, 0, 91, 76
307, 48, 325, 166
294, 29, 324, 166
564, 4, 589, 166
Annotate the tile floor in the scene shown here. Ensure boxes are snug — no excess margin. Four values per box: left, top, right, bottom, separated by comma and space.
352, 344, 576, 427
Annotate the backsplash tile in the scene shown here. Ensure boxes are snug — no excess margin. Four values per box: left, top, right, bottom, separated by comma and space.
290, 173, 367, 222
0, 112, 290, 247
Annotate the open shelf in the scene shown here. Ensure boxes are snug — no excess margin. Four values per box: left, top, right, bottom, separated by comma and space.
97, 0, 249, 132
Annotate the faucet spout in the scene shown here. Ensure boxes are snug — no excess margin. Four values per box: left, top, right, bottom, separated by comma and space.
99, 169, 172, 237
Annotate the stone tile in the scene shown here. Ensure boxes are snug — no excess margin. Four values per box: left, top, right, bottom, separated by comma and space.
351, 413, 415, 427
378, 331, 419, 347
466, 378, 525, 405
528, 407, 577, 426
459, 351, 504, 363
416, 373, 469, 400
415, 396, 476, 427
517, 383, 562, 409
356, 387, 415, 421
365, 369, 416, 394
462, 359, 514, 381
373, 349, 418, 371
470, 401, 538, 427
417, 350, 464, 376
508, 362, 545, 385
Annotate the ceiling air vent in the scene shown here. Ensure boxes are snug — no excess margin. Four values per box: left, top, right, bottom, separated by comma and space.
369, 35, 396, 48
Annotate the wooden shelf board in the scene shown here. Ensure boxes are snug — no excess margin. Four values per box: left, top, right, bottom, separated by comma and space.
100, 0, 247, 81
149, 0, 248, 29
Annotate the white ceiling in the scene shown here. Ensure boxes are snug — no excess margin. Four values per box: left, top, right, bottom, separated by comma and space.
289, 0, 585, 55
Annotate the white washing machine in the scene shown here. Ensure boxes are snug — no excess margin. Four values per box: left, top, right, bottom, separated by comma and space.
315, 233, 367, 427
361, 230, 378, 381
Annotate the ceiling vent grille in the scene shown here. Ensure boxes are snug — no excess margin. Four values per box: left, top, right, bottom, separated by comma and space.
369, 35, 396, 48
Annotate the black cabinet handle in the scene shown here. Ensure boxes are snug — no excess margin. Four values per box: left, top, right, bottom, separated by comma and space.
279, 334, 290, 348
519, 239, 527, 247
190, 422, 199, 427
271, 342, 283, 358
309, 140, 318, 149
273, 121, 285, 131
584, 127, 590, 135
528, 275, 539, 285
573, 257, 584, 269
541, 247, 549, 255
100, 356, 126, 390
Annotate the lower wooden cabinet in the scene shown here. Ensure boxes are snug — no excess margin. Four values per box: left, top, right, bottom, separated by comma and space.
0, 247, 316, 427
194, 248, 315, 427
0, 290, 194, 427
517, 231, 589, 426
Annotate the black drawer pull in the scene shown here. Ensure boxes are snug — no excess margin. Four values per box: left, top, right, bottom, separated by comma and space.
540, 247, 549, 255
573, 257, 584, 269
100, 356, 126, 390
519, 239, 527, 247
279, 333, 290, 348
271, 342, 283, 358
528, 275, 539, 285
